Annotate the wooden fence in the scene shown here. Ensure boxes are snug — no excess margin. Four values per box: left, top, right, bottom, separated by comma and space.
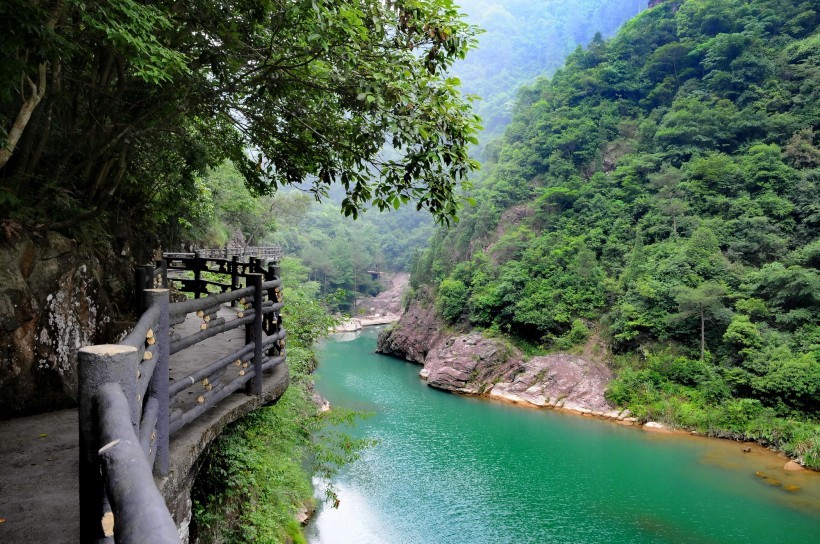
78, 254, 285, 543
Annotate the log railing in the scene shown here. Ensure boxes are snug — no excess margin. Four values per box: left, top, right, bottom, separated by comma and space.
78, 254, 285, 543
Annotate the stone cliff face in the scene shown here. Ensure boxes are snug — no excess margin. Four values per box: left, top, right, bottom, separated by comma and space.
422, 333, 520, 394
488, 354, 614, 415
0, 232, 120, 417
377, 301, 623, 419
376, 297, 444, 364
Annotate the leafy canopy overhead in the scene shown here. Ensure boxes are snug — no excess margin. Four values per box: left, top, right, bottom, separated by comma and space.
0, 0, 481, 229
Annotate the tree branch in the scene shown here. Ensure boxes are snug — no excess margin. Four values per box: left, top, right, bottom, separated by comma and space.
0, 63, 48, 169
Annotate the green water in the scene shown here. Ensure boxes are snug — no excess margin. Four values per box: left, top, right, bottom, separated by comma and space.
307, 328, 820, 544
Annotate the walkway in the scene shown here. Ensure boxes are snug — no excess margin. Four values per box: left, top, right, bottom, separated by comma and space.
0, 303, 287, 543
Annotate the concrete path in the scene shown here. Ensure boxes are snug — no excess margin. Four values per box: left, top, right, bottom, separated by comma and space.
0, 303, 273, 543
0, 409, 79, 543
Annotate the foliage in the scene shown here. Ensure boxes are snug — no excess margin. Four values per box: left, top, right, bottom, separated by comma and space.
411, 0, 820, 453
1, 0, 481, 236
453, 0, 648, 141
437, 277, 469, 322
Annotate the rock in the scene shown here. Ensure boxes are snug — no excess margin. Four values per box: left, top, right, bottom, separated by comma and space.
488, 354, 613, 414
376, 296, 445, 364
424, 333, 520, 394
378, 293, 614, 416
783, 460, 805, 472
643, 421, 672, 433
1, 232, 116, 417
311, 390, 331, 413
333, 318, 362, 332
295, 504, 315, 525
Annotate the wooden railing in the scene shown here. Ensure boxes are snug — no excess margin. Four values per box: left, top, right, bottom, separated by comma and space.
137, 249, 280, 302
78, 255, 285, 543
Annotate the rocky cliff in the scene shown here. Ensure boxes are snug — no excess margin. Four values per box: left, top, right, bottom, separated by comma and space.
375, 297, 445, 364
0, 232, 123, 417
377, 301, 625, 420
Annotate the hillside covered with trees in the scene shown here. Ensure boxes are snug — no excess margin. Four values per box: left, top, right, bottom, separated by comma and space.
412, 0, 820, 465
160, 0, 650, 315
454, 0, 648, 137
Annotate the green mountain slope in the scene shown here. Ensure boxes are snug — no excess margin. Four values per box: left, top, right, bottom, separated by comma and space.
413, 0, 820, 464
453, 0, 648, 136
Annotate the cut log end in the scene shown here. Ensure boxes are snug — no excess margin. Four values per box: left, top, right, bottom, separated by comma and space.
101, 512, 115, 537
98, 439, 121, 454
80, 344, 137, 356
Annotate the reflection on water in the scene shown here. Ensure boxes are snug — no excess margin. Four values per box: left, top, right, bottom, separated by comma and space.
308, 328, 820, 544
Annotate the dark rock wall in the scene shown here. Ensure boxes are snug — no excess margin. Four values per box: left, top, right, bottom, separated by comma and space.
0, 232, 115, 417
376, 298, 445, 364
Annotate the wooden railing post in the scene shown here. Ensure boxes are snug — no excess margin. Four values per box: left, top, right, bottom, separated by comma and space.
249, 273, 264, 397
144, 289, 170, 476
78, 344, 139, 542
194, 250, 204, 299
135, 266, 147, 313
265, 262, 280, 354
155, 258, 168, 289
231, 255, 240, 308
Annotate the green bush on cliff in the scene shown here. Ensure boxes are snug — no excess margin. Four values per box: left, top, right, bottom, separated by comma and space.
605, 354, 820, 468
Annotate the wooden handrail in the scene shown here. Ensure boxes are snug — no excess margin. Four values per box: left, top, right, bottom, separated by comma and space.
79, 255, 286, 543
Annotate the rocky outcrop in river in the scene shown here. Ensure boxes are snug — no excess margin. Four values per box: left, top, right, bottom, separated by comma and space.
375, 297, 445, 364
377, 301, 623, 419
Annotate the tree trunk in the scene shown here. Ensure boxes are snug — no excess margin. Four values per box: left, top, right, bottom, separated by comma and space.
700, 308, 705, 362
0, 64, 48, 169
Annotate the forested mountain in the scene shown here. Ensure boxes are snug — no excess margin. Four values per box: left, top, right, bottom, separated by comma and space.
413, 0, 820, 461
172, 1, 649, 311
454, 0, 648, 136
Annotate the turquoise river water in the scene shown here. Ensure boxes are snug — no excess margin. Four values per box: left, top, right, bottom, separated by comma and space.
306, 327, 820, 544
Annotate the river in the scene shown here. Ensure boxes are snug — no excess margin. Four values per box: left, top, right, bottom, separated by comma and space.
306, 327, 820, 544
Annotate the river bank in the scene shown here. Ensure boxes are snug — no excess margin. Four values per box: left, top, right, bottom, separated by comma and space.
310, 328, 820, 544
331, 273, 407, 332
375, 297, 818, 471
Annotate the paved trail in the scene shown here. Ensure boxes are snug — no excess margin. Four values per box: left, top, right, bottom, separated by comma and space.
0, 305, 248, 543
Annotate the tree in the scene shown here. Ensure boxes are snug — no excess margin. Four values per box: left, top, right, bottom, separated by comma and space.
684, 225, 723, 278
649, 164, 687, 236
437, 277, 468, 322
670, 281, 729, 361
0, 0, 481, 231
